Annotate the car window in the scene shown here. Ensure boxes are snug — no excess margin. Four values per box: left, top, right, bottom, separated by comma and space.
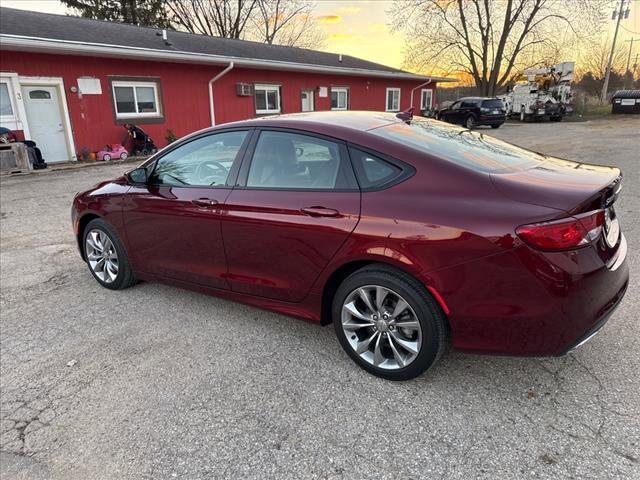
151, 131, 248, 187
450, 102, 461, 110
349, 148, 403, 189
481, 99, 504, 109
370, 117, 545, 174
461, 101, 477, 108
247, 131, 345, 189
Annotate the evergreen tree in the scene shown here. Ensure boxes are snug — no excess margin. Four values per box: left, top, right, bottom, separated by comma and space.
61, 0, 169, 27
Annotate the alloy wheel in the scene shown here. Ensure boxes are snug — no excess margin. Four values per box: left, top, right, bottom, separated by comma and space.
466, 116, 476, 129
85, 229, 119, 283
341, 285, 422, 370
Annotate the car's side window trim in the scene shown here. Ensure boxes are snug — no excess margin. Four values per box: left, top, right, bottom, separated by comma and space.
145, 128, 254, 189
346, 144, 415, 192
234, 127, 359, 192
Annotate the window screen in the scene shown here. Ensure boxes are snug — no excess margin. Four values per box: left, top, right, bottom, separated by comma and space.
0, 83, 13, 116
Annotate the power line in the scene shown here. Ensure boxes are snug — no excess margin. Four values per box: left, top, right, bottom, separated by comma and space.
620, 23, 640, 35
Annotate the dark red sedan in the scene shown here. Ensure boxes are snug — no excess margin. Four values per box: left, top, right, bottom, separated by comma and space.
72, 112, 628, 380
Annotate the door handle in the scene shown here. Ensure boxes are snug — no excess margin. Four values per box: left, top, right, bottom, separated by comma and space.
301, 206, 341, 218
191, 198, 219, 208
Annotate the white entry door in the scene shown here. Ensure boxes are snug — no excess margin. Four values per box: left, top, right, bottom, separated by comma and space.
301, 90, 314, 112
21, 85, 69, 163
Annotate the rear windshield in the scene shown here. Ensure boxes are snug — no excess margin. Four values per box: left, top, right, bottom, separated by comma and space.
481, 99, 504, 108
370, 118, 544, 173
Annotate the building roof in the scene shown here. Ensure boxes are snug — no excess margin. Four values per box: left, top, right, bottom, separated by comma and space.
611, 90, 640, 99
0, 7, 453, 82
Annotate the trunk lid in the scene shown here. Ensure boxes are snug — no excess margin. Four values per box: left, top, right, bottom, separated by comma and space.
490, 156, 621, 215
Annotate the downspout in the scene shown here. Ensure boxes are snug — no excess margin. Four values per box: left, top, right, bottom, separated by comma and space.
209, 62, 234, 126
410, 78, 432, 110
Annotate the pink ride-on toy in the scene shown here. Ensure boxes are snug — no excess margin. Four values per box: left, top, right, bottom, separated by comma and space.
97, 144, 128, 161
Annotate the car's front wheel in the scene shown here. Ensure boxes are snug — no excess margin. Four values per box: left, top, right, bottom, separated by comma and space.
332, 265, 447, 380
83, 218, 136, 290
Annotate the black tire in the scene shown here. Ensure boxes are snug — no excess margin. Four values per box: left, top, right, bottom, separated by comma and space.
465, 115, 477, 129
491, 124, 502, 129
550, 116, 562, 122
82, 218, 136, 290
332, 264, 447, 381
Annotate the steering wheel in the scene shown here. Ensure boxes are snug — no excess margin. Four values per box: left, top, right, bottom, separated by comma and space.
195, 160, 228, 185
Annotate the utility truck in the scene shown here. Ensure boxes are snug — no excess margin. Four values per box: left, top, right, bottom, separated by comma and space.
500, 62, 574, 122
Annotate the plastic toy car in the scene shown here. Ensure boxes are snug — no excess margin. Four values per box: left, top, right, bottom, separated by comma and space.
97, 144, 128, 161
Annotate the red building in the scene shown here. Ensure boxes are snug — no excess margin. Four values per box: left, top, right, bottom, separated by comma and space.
0, 7, 451, 163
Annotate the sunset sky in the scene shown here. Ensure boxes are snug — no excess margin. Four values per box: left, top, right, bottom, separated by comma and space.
3, 0, 640, 76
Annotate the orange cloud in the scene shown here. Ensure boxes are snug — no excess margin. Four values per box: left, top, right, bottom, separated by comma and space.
318, 15, 342, 24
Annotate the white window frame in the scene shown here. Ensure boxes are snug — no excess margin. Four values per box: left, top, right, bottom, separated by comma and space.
254, 84, 281, 114
386, 87, 401, 112
331, 87, 348, 110
111, 80, 161, 119
0, 79, 18, 123
420, 89, 433, 110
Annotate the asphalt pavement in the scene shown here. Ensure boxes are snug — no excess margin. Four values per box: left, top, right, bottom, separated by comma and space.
1, 116, 639, 479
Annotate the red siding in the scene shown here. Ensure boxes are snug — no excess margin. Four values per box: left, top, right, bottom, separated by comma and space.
1, 51, 436, 155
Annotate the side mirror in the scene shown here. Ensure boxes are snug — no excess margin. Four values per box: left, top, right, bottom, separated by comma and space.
125, 167, 148, 185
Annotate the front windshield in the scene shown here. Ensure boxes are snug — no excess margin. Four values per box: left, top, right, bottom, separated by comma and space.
369, 118, 545, 173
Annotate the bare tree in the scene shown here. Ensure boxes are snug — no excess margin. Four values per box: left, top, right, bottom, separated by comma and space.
579, 37, 628, 79
165, 0, 323, 48
391, 0, 609, 96
253, 0, 325, 48
166, 0, 258, 38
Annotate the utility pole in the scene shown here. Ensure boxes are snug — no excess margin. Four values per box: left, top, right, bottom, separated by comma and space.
623, 38, 638, 89
601, 0, 629, 104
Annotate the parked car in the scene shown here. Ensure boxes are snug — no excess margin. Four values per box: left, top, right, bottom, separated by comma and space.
71, 112, 628, 380
436, 97, 506, 129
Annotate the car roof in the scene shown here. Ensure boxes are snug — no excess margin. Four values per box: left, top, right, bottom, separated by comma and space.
457, 97, 499, 101
206, 111, 408, 137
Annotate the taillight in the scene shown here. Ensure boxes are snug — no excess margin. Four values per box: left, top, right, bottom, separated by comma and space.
516, 210, 605, 251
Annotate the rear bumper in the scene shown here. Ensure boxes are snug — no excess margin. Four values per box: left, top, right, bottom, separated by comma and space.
437, 234, 629, 356
561, 279, 627, 355
478, 115, 506, 126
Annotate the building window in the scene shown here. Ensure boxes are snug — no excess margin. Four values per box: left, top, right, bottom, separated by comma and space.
0, 81, 16, 120
331, 88, 348, 110
254, 84, 281, 114
420, 89, 433, 110
29, 90, 52, 100
386, 88, 401, 112
111, 80, 161, 118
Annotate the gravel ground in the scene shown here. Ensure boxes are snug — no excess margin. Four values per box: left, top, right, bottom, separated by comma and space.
1, 116, 639, 479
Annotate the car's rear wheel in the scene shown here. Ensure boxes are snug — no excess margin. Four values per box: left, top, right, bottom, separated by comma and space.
491, 124, 502, 129
83, 218, 136, 290
332, 265, 447, 380
465, 115, 476, 129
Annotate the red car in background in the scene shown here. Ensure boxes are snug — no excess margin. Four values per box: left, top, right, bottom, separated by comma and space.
71, 112, 628, 380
